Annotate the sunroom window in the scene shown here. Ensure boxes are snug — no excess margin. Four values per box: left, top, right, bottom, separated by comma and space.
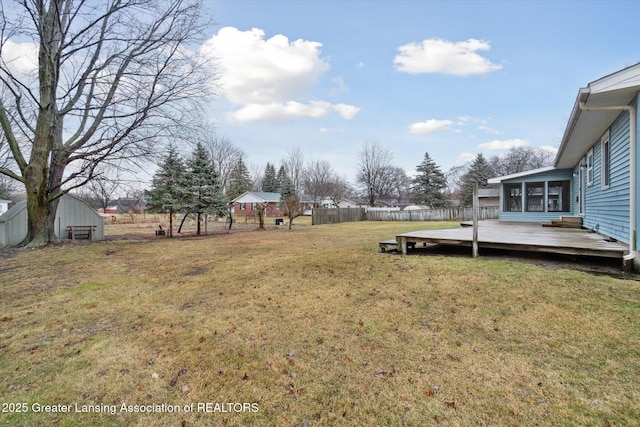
504, 183, 522, 212
547, 180, 570, 212
525, 182, 544, 212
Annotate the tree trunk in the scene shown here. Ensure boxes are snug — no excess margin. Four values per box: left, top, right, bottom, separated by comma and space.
168, 207, 174, 238
21, 1, 62, 247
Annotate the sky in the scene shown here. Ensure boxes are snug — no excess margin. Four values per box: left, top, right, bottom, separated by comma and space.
197, 0, 640, 185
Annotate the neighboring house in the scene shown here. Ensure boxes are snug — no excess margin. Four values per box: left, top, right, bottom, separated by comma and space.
231, 191, 286, 217
0, 199, 10, 216
0, 193, 105, 247
300, 197, 359, 214
488, 62, 640, 267
232, 192, 359, 216
114, 198, 146, 214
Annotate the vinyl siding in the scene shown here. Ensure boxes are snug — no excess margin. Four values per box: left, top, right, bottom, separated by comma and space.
582, 108, 631, 243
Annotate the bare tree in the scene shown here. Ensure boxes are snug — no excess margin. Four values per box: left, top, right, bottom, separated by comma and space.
0, 174, 17, 200
356, 141, 395, 206
489, 146, 555, 176
0, 0, 212, 246
325, 175, 353, 207
282, 147, 305, 194
199, 132, 244, 195
249, 162, 264, 191
446, 164, 470, 197
303, 159, 334, 206
384, 166, 411, 202
79, 168, 123, 211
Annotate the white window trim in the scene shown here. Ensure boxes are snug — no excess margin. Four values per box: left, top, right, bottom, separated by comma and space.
601, 130, 610, 189
586, 148, 594, 187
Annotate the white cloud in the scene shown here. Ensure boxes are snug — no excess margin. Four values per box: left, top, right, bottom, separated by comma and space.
227, 100, 332, 122
333, 103, 360, 119
1, 39, 38, 79
478, 138, 529, 150
394, 38, 502, 76
478, 125, 500, 135
202, 27, 358, 122
409, 119, 454, 134
456, 152, 477, 164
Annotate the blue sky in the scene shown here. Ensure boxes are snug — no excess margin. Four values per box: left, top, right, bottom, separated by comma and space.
201, 0, 640, 183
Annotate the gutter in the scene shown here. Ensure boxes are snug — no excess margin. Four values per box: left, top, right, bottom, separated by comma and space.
579, 102, 637, 264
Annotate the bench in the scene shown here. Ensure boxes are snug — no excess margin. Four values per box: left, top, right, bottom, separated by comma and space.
67, 225, 96, 241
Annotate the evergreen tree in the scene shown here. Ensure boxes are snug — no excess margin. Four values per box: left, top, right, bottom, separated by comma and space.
276, 165, 293, 194
184, 143, 227, 235
460, 153, 496, 207
146, 146, 188, 237
227, 157, 252, 200
411, 152, 449, 208
261, 163, 278, 192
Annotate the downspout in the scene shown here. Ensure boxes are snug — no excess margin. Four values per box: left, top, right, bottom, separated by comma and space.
579, 102, 636, 264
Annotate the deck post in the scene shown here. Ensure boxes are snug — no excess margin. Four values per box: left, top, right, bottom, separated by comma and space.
397, 236, 407, 255
472, 183, 479, 258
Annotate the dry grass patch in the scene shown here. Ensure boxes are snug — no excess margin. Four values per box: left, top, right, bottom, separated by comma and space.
1, 220, 639, 426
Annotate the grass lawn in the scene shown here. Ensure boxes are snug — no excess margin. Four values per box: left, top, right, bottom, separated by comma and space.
1, 219, 639, 426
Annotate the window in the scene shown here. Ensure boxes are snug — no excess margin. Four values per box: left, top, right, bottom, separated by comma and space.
526, 182, 545, 212
601, 131, 610, 188
251, 202, 257, 211
547, 180, 570, 212
240, 203, 246, 210
586, 148, 594, 186
504, 183, 522, 212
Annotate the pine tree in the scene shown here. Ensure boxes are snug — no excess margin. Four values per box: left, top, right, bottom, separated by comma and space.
184, 142, 227, 235
460, 153, 496, 207
227, 157, 252, 200
146, 146, 188, 237
261, 163, 278, 192
411, 152, 449, 208
276, 165, 293, 194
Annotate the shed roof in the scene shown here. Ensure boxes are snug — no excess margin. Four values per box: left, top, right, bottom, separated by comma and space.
0, 200, 25, 222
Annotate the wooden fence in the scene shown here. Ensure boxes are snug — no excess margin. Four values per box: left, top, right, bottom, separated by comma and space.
312, 208, 366, 225
312, 207, 499, 225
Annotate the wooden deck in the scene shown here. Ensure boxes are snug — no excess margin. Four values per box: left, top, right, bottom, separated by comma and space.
389, 221, 629, 259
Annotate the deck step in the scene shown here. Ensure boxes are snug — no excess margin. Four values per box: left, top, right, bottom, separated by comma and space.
379, 240, 398, 252
542, 216, 583, 228
379, 239, 426, 252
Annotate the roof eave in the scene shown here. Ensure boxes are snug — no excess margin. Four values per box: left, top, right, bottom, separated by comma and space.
488, 166, 558, 184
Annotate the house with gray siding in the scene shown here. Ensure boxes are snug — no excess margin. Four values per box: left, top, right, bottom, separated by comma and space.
0, 193, 104, 247
489, 62, 640, 268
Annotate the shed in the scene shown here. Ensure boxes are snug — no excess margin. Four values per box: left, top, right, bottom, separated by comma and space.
0, 194, 105, 247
